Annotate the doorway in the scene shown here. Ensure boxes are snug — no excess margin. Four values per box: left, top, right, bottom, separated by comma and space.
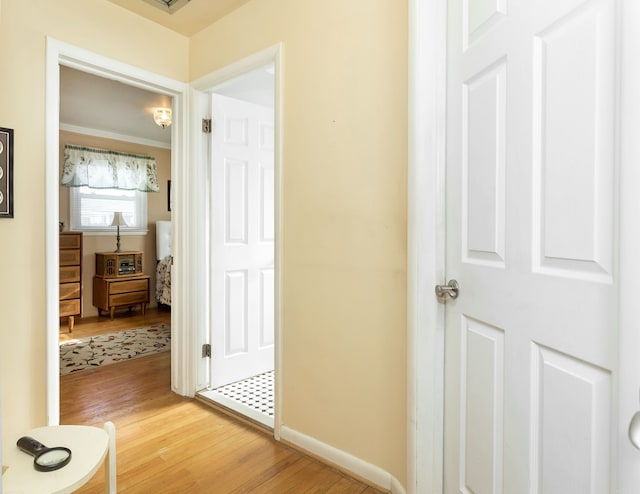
198, 64, 276, 429
192, 46, 282, 433
45, 38, 190, 425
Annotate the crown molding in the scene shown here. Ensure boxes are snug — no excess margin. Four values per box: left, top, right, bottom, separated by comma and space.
60, 123, 171, 150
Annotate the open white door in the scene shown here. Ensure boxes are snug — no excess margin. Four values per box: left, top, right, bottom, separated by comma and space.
210, 93, 275, 389
442, 0, 628, 492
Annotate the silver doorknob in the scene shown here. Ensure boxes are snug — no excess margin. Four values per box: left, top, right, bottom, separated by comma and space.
629, 411, 640, 449
435, 279, 459, 299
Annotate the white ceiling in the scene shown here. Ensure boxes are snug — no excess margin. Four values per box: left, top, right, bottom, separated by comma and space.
214, 64, 275, 109
59, 63, 274, 149
60, 66, 174, 147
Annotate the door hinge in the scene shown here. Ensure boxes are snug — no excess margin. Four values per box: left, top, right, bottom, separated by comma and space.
202, 118, 212, 134
202, 343, 212, 358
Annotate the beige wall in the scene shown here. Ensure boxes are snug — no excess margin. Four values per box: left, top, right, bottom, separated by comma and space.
0, 0, 187, 458
192, 0, 408, 483
0, 0, 408, 487
59, 131, 172, 317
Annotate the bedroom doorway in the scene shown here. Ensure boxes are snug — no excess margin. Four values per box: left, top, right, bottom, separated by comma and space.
195, 50, 280, 431
45, 39, 189, 424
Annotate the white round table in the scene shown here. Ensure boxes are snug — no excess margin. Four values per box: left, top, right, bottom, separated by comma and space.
2, 422, 116, 494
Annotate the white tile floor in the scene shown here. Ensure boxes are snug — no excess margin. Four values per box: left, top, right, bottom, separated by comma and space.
200, 370, 275, 428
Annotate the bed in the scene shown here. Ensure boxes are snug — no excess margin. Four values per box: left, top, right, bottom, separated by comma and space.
156, 220, 172, 307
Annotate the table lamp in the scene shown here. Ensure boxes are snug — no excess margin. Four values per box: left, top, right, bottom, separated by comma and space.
111, 212, 127, 252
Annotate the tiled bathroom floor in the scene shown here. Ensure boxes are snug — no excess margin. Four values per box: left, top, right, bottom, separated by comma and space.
199, 370, 274, 428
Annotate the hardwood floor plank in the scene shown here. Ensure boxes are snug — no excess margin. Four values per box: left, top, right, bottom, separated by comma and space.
59, 313, 388, 493
325, 477, 370, 494
234, 456, 317, 494
290, 459, 352, 493
227, 452, 307, 493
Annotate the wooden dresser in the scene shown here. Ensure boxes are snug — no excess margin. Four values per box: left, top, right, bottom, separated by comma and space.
93, 251, 149, 320
59, 232, 83, 332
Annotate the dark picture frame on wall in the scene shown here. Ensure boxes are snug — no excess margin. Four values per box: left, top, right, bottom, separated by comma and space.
167, 179, 171, 212
0, 127, 14, 218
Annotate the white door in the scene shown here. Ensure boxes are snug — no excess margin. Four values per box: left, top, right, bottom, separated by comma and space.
444, 0, 621, 492
210, 93, 275, 389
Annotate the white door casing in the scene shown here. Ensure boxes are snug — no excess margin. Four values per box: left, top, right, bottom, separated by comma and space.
442, 0, 624, 493
407, 0, 447, 492
210, 93, 275, 389
45, 38, 190, 425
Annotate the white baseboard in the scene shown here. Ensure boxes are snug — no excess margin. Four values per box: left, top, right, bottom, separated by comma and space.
279, 426, 406, 494
390, 474, 406, 494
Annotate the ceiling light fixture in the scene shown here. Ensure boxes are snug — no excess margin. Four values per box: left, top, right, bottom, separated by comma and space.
153, 108, 172, 128
142, 0, 191, 13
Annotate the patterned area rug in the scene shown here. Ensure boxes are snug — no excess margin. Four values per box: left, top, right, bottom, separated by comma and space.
60, 323, 171, 375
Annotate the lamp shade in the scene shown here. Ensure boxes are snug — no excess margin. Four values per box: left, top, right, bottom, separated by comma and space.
111, 212, 127, 227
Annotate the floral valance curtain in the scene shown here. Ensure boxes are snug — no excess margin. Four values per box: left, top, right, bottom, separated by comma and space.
61, 144, 160, 192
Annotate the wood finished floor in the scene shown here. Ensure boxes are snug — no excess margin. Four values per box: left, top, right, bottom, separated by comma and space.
60, 310, 386, 493
59, 306, 172, 342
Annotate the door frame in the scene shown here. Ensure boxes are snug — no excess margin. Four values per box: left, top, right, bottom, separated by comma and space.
44, 38, 190, 425
190, 44, 284, 439
407, 0, 447, 493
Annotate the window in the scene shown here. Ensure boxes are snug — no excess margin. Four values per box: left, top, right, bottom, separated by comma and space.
61, 144, 157, 234
70, 186, 147, 233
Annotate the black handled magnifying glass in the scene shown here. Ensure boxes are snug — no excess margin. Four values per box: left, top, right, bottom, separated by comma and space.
17, 436, 72, 472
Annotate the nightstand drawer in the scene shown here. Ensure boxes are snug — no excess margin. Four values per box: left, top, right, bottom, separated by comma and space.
109, 279, 149, 294
109, 291, 148, 306
60, 283, 80, 300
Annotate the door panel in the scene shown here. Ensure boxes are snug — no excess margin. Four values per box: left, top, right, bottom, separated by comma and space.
444, 0, 618, 493
530, 345, 611, 493
225, 159, 249, 244
463, 58, 506, 267
464, 0, 507, 49
532, 1, 615, 281
225, 270, 249, 356
460, 317, 504, 494
211, 93, 275, 389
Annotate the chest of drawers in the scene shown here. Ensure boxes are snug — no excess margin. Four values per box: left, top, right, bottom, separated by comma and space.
59, 232, 82, 332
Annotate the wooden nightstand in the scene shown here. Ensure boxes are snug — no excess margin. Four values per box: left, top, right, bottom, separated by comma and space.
93, 274, 150, 320
93, 251, 150, 319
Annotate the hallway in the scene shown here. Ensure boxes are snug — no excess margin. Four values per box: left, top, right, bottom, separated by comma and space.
60, 350, 385, 493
